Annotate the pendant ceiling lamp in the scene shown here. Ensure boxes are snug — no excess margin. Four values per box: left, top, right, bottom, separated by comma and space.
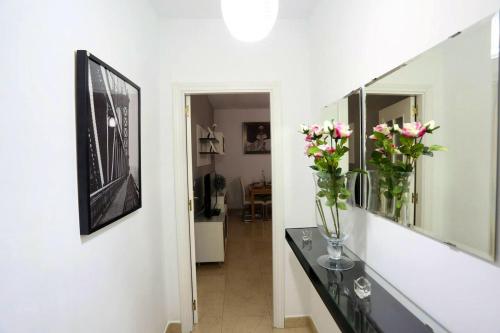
221, 0, 279, 42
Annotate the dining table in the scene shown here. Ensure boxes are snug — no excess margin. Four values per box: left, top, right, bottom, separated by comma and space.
249, 183, 272, 221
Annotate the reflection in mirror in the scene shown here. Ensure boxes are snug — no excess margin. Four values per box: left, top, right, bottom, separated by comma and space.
322, 89, 363, 206
364, 12, 499, 261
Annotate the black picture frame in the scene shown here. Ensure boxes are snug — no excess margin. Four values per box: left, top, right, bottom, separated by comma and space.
243, 122, 271, 154
76, 50, 142, 235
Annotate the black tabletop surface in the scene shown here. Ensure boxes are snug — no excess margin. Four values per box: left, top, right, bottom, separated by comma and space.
286, 227, 434, 333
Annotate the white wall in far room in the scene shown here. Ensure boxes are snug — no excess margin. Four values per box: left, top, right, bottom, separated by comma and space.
308, 0, 500, 332
214, 108, 271, 209
0, 0, 170, 332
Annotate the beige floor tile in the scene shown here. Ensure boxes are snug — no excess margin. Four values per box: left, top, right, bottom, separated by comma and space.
196, 213, 275, 331
192, 320, 223, 333
222, 315, 273, 333
273, 328, 314, 333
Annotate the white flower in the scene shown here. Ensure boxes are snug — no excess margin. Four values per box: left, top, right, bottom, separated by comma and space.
323, 120, 334, 133
424, 120, 437, 131
300, 124, 310, 134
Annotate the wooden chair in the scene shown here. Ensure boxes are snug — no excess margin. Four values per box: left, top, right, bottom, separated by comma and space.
240, 178, 265, 222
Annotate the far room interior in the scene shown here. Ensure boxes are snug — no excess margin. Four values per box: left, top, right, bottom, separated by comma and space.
188, 92, 273, 327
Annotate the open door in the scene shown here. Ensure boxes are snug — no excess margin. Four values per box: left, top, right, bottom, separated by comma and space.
378, 96, 419, 226
185, 94, 198, 324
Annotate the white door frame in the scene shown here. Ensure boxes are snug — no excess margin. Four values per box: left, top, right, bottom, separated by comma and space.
172, 82, 285, 333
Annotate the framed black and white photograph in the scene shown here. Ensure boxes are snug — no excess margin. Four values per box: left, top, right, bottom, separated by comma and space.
76, 50, 141, 235
243, 122, 271, 154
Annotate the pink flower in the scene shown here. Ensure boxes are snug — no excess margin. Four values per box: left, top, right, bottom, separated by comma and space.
332, 121, 352, 138
314, 151, 323, 159
310, 124, 323, 137
318, 144, 335, 154
304, 142, 314, 155
373, 123, 391, 136
401, 122, 426, 138
305, 134, 313, 142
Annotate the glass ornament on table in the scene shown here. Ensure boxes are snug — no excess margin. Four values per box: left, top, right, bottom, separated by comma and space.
314, 171, 358, 271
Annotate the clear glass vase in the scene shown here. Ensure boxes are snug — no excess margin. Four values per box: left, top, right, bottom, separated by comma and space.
390, 171, 413, 226
313, 171, 358, 271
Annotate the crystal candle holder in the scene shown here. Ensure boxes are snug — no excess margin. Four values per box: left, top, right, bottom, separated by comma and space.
354, 276, 371, 299
302, 229, 312, 241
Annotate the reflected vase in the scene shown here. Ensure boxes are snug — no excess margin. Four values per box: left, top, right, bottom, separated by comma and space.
313, 171, 358, 271
367, 170, 413, 226
390, 171, 413, 226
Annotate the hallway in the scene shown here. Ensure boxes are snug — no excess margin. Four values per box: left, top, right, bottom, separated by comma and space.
194, 212, 313, 333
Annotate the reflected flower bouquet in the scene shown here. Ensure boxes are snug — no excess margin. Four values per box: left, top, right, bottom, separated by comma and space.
369, 120, 446, 220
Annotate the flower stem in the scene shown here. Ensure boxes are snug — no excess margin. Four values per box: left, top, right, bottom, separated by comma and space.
316, 198, 332, 237
329, 206, 339, 237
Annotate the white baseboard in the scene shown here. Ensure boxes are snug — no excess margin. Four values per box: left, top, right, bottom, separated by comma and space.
285, 315, 318, 333
164, 321, 181, 333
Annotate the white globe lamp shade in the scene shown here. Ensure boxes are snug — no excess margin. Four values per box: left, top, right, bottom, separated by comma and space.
221, 0, 279, 42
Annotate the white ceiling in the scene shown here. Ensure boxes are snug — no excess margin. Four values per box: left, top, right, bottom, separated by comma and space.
206, 93, 270, 110
150, 0, 319, 19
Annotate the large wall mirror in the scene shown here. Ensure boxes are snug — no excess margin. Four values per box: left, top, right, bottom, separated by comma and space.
321, 89, 364, 207
363, 12, 499, 261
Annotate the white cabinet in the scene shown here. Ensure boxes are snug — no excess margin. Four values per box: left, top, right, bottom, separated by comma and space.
194, 202, 227, 263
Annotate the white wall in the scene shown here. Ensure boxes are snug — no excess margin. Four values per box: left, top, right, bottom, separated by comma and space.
0, 0, 170, 332
214, 108, 271, 209
158, 18, 314, 320
308, 1, 500, 332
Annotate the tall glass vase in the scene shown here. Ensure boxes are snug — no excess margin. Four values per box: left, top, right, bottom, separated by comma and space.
390, 171, 413, 226
314, 171, 358, 271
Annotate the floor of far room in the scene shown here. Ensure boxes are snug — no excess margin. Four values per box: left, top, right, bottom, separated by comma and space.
194, 211, 313, 333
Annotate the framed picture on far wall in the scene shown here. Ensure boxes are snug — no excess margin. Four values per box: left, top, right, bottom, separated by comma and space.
75, 50, 142, 235
243, 122, 271, 154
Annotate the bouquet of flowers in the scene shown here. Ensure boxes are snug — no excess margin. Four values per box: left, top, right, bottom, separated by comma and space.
300, 120, 354, 239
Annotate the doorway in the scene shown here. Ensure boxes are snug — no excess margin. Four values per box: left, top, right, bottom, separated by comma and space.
187, 92, 273, 332
172, 83, 285, 333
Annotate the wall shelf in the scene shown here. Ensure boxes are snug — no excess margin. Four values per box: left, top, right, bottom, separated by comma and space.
286, 228, 442, 333
199, 137, 220, 143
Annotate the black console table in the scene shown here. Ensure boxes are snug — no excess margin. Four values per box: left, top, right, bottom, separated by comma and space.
286, 227, 440, 333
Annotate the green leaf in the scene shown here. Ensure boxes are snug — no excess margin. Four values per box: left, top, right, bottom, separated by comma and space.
392, 185, 403, 194
429, 145, 447, 152
337, 201, 348, 210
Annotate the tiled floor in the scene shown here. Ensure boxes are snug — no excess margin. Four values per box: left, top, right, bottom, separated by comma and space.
193, 212, 313, 333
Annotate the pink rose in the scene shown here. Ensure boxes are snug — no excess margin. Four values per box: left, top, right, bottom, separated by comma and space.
318, 144, 335, 154
401, 122, 426, 138
373, 123, 391, 136
332, 121, 352, 138
310, 124, 323, 137
305, 134, 313, 142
